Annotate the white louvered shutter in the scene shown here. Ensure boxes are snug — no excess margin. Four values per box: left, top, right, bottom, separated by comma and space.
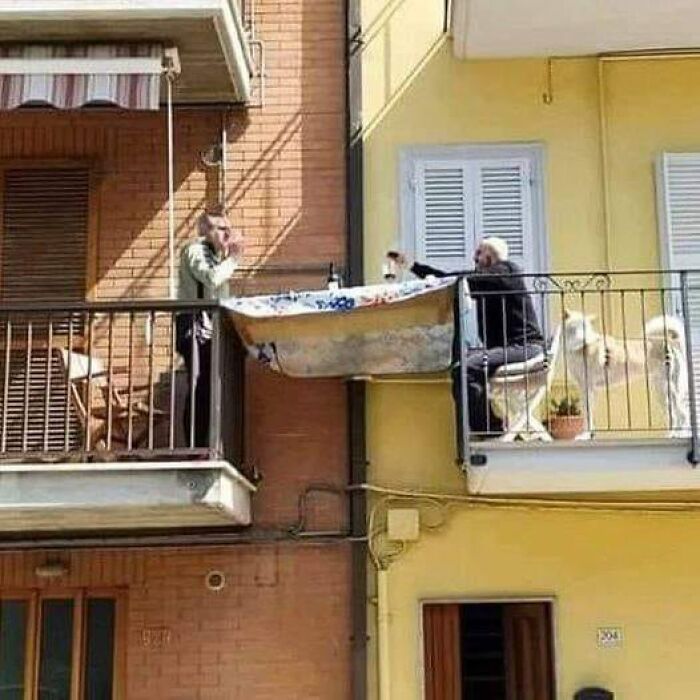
474, 158, 534, 270
658, 152, 700, 426
414, 161, 473, 272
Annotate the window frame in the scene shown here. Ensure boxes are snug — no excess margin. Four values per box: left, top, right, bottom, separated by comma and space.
418, 595, 559, 700
0, 587, 126, 700
398, 142, 550, 273
0, 159, 101, 303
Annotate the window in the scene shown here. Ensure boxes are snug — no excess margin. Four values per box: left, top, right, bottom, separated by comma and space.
423, 601, 555, 700
400, 145, 547, 273
0, 591, 123, 700
0, 167, 90, 303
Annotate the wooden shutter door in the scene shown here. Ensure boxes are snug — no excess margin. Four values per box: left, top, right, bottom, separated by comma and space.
473, 158, 535, 271
423, 603, 461, 700
658, 152, 700, 422
1, 167, 90, 302
415, 160, 474, 272
503, 602, 554, 700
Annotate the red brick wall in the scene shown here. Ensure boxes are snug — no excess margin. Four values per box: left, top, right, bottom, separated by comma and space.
0, 545, 352, 699
0, 0, 352, 697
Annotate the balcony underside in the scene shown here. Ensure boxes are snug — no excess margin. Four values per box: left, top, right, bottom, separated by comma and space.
466, 440, 700, 496
0, 1, 251, 103
0, 461, 254, 532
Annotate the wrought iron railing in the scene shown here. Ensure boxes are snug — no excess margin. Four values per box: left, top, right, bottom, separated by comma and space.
453, 270, 700, 463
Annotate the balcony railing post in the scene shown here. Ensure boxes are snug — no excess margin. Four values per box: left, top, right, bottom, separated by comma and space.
209, 307, 223, 458
454, 277, 471, 467
680, 271, 699, 465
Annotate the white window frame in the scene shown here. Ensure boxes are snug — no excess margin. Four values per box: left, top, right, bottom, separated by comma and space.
398, 142, 549, 273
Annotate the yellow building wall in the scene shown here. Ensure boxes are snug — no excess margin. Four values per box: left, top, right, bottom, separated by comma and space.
360, 1, 700, 698
383, 506, 700, 699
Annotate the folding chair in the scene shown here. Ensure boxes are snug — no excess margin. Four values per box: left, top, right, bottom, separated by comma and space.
487, 325, 562, 442
60, 349, 167, 451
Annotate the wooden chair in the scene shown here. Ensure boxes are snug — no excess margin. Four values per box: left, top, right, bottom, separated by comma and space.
59, 349, 168, 451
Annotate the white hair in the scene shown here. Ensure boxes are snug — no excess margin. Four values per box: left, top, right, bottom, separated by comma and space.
481, 237, 509, 262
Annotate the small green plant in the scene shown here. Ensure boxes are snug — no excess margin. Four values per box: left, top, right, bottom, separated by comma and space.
551, 395, 581, 417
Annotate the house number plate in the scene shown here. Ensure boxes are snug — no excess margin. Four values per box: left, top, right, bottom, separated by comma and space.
597, 627, 623, 648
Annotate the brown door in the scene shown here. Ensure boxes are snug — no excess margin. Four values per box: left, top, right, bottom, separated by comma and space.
503, 602, 555, 700
423, 603, 462, 700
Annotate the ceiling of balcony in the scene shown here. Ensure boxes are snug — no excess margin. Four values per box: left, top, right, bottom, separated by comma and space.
452, 0, 700, 58
0, 1, 251, 104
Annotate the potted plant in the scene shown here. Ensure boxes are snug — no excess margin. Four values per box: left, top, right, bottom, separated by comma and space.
548, 395, 585, 440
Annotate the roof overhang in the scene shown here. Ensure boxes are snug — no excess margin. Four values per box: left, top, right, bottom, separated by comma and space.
0, 0, 252, 104
451, 0, 700, 59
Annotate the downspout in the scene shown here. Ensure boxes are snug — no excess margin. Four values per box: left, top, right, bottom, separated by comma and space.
345, 3, 368, 700
376, 568, 391, 700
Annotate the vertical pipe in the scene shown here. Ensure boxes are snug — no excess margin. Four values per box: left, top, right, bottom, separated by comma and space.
681, 271, 699, 464
220, 110, 228, 208
376, 568, 391, 700
167, 74, 176, 300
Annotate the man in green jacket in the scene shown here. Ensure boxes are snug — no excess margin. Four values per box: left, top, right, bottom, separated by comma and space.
177, 208, 242, 447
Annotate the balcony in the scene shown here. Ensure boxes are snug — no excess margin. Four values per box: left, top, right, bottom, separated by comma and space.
0, 0, 252, 103
0, 299, 253, 533
456, 270, 700, 495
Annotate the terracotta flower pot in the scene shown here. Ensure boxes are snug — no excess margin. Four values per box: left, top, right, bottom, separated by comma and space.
549, 414, 585, 440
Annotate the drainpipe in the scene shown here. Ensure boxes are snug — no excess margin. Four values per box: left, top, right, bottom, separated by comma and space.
376, 567, 391, 700
345, 2, 368, 700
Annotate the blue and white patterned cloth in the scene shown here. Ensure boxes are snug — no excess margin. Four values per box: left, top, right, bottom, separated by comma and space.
222, 278, 459, 378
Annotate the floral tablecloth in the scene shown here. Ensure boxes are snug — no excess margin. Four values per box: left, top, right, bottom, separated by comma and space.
222, 278, 457, 378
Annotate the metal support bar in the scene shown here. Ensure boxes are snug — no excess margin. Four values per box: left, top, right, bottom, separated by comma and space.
454, 279, 471, 466
681, 271, 699, 465
209, 310, 223, 457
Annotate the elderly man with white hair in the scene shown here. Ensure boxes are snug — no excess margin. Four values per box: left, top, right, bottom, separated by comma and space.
389, 237, 544, 437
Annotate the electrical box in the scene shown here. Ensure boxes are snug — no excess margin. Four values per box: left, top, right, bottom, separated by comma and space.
386, 508, 420, 541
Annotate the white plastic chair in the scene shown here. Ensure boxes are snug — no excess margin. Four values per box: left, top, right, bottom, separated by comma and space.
487, 325, 562, 442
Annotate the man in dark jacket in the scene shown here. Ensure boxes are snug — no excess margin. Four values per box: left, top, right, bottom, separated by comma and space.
391, 237, 544, 435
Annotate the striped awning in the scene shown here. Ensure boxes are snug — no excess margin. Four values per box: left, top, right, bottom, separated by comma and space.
0, 44, 165, 111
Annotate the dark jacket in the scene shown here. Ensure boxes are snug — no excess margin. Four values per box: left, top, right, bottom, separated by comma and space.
411, 260, 544, 348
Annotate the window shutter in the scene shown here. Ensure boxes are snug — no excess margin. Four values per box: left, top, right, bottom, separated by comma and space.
415, 161, 472, 271
423, 603, 462, 700
1, 168, 90, 303
474, 158, 533, 269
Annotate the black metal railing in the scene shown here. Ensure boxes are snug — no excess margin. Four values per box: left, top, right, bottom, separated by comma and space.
454, 270, 700, 462
0, 300, 244, 464
0, 264, 334, 465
